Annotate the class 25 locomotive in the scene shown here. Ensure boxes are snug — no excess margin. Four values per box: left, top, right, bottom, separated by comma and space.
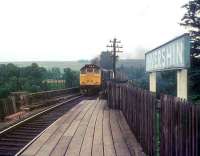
79, 64, 113, 94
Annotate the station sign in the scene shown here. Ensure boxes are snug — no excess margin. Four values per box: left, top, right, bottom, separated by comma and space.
145, 34, 190, 72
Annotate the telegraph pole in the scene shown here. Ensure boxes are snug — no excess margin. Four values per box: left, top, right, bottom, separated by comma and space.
107, 38, 123, 79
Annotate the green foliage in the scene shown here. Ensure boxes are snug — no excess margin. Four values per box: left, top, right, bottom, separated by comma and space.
63, 68, 79, 88
0, 87, 10, 98
0, 63, 47, 97
181, 0, 200, 102
157, 71, 177, 96
118, 65, 178, 97
118, 65, 148, 89
181, 0, 200, 57
0, 63, 79, 98
48, 67, 61, 79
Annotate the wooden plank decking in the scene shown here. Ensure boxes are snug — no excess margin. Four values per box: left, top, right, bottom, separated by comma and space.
21, 99, 144, 156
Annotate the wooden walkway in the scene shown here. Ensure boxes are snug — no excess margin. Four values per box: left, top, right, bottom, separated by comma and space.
21, 99, 144, 156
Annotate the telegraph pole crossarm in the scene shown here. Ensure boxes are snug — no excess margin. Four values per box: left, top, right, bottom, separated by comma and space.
106, 38, 123, 80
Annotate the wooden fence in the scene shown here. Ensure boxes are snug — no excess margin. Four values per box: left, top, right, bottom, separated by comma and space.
107, 82, 200, 156
107, 82, 156, 156
160, 94, 200, 156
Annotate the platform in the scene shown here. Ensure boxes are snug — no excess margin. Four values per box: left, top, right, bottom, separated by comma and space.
20, 99, 144, 156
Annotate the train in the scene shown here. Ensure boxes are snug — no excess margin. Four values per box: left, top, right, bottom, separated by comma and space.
80, 64, 113, 94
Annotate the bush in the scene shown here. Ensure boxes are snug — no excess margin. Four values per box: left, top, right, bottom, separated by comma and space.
0, 87, 10, 98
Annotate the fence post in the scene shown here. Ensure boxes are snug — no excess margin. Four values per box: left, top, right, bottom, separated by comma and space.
0, 99, 5, 121
9, 96, 17, 113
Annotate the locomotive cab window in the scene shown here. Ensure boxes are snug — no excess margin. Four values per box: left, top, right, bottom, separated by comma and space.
87, 68, 93, 72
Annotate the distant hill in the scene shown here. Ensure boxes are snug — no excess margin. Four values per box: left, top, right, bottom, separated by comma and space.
0, 59, 145, 71
0, 61, 90, 71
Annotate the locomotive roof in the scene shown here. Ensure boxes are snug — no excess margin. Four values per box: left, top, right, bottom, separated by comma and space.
80, 64, 100, 70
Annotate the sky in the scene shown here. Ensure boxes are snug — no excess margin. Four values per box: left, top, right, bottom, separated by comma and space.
0, 0, 189, 61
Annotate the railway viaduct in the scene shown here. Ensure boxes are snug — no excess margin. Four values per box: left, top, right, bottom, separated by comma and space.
0, 34, 199, 156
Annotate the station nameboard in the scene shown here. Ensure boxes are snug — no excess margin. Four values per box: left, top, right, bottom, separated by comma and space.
145, 34, 190, 72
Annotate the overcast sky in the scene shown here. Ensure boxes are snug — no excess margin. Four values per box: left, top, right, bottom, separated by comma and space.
0, 0, 189, 61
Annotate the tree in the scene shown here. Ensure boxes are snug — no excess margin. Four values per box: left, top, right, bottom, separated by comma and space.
157, 71, 177, 97
20, 63, 47, 92
63, 68, 79, 88
181, 0, 200, 101
118, 65, 148, 89
51, 67, 61, 80
181, 0, 200, 57
0, 64, 19, 97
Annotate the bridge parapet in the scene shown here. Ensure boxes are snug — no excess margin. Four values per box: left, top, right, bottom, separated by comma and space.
0, 87, 80, 120
27, 87, 79, 105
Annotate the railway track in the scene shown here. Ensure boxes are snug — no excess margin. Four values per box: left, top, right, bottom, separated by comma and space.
0, 95, 87, 156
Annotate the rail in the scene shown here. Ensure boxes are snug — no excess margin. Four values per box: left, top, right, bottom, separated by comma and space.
0, 95, 84, 155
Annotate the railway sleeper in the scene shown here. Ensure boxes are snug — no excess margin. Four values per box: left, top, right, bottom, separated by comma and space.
8, 132, 38, 136
3, 134, 34, 140
0, 137, 30, 142
0, 150, 17, 156
0, 141, 25, 147
19, 126, 46, 130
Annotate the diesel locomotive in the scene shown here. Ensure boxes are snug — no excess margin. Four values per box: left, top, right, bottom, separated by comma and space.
80, 64, 113, 94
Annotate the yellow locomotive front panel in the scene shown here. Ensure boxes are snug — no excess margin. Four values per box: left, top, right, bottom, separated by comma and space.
80, 64, 102, 94
80, 73, 101, 86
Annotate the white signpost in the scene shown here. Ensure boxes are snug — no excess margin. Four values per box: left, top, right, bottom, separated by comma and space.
145, 34, 190, 99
